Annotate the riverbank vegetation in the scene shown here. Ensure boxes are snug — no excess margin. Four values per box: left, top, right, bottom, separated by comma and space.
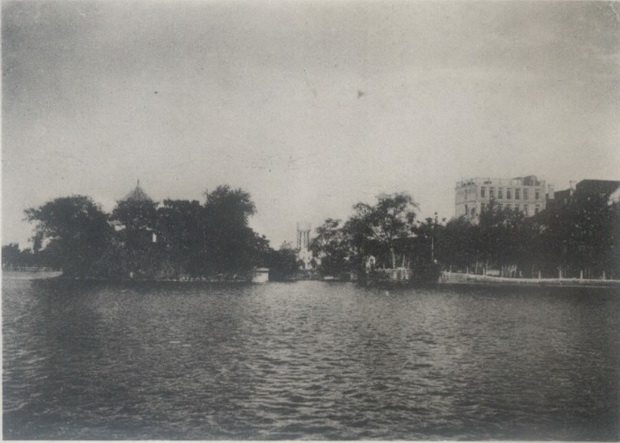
309, 192, 441, 283
310, 191, 619, 280
4, 184, 618, 282
6, 185, 297, 281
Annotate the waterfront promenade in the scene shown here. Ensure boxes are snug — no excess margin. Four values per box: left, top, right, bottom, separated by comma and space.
440, 271, 620, 288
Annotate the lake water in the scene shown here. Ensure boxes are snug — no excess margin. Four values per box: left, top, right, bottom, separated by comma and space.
3, 278, 619, 440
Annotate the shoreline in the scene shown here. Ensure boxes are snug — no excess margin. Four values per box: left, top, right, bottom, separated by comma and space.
439, 271, 620, 289
4, 270, 620, 290
2, 270, 64, 280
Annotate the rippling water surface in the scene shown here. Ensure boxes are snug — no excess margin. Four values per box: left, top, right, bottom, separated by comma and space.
3, 278, 619, 440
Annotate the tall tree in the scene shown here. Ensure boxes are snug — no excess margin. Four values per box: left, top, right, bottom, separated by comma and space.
476, 200, 528, 273
205, 185, 256, 225
203, 186, 261, 277
347, 192, 418, 268
534, 193, 619, 278
266, 243, 300, 281
156, 199, 206, 277
25, 196, 112, 277
436, 216, 476, 271
2, 243, 22, 269
309, 218, 352, 277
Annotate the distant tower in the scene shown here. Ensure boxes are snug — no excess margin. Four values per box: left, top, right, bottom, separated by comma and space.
296, 222, 314, 271
296, 222, 311, 250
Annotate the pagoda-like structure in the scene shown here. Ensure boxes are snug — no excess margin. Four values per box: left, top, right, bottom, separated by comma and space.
123, 180, 153, 202
114, 180, 158, 245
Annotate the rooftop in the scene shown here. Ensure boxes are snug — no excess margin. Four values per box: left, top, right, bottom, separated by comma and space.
456, 176, 544, 188
123, 180, 153, 202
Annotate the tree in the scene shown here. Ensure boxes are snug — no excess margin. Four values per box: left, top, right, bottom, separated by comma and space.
203, 186, 262, 277
476, 200, 529, 274
2, 243, 22, 269
156, 199, 206, 277
25, 195, 112, 277
204, 185, 256, 225
411, 216, 437, 261
265, 243, 299, 281
309, 218, 352, 277
347, 192, 419, 268
436, 216, 476, 271
534, 193, 619, 278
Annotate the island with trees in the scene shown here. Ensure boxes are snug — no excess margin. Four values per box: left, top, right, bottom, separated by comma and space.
4, 184, 297, 282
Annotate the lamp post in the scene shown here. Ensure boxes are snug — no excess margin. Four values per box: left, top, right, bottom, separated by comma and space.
431, 212, 438, 263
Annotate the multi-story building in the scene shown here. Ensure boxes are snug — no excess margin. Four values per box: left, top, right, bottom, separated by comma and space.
455, 175, 550, 221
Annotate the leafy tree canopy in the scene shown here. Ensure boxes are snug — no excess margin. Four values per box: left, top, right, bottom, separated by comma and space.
310, 218, 352, 277
348, 192, 419, 268
205, 185, 256, 226
25, 195, 112, 276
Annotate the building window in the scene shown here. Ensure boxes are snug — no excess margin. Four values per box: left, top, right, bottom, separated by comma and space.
515, 204, 520, 211
480, 187, 486, 198
481, 203, 486, 210
507, 204, 512, 210
498, 203, 502, 209
535, 204, 540, 214
535, 189, 540, 200
524, 188, 529, 200
507, 188, 512, 199
489, 187, 495, 199
498, 188, 503, 199
515, 188, 521, 200
524, 204, 529, 215
471, 207, 476, 216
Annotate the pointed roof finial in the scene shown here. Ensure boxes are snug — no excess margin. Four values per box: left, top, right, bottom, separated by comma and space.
124, 180, 151, 202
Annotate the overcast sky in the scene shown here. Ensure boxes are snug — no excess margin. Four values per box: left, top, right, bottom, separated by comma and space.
3, 0, 619, 248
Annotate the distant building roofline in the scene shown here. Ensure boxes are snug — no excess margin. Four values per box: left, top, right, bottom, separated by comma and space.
456, 176, 545, 188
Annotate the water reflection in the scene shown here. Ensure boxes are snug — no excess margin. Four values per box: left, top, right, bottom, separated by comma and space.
3, 279, 619, 440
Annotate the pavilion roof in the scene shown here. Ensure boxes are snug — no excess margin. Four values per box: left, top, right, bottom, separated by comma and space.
123, 180, 152, 202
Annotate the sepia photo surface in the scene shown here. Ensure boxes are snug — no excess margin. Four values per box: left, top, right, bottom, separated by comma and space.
2, 0, 619, 440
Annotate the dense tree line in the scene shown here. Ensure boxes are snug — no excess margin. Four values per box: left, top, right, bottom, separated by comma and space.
10, 185, 297, 280
310, 190, 619, 281
309, 192, 440, 282
7, 185, 618, 282
436, 194, 619, 278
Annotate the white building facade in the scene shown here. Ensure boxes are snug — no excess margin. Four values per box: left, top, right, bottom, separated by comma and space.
296, 222, 315, 270
455, 176, 551, 221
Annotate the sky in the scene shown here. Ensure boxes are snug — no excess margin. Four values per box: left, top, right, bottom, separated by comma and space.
3, 0, 619, 249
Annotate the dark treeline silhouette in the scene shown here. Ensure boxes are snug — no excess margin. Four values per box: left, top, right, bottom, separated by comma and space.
437, 193, 619, 279
7, 185, 297, 281
1, 243, 49, 270
6, 184, 619, 282
310, 192, 440, 282
311, 190, 619, 281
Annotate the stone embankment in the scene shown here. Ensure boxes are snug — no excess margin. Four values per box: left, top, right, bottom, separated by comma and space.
3, 270, 64, 280
440, 271, 620, 288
